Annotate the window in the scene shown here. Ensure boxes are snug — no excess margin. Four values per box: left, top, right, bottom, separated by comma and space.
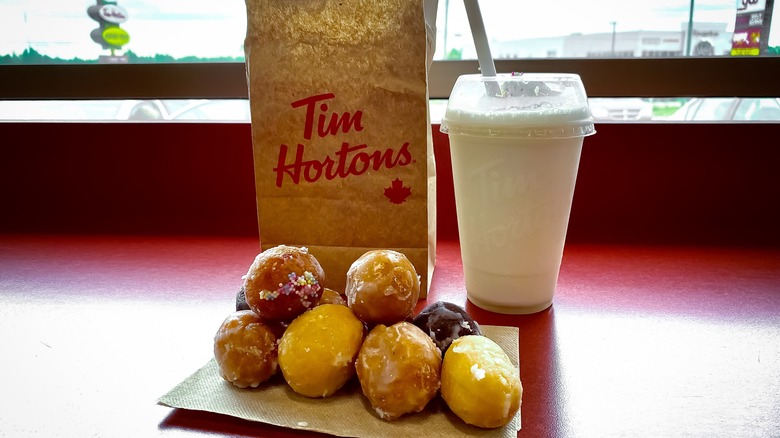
687, 98, 734, 120
668, 97, 780, 120
734, 97, 780, 119
2, 1, 778, 64
1, 1, 779, 122
0, 0, 247, 63
641, 50, 684, 57
440, 0, 778, 60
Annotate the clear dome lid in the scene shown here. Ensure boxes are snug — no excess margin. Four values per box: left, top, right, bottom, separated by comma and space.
441, 73, 595, 139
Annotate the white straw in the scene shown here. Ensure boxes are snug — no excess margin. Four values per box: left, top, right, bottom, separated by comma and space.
463, 0, 497, 78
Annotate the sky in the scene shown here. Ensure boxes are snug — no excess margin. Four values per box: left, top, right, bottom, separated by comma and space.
0, 0, 247, 59
0, 0, 778, 60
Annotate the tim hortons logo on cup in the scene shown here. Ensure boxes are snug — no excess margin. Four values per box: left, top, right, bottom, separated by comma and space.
273, 93, 414, 204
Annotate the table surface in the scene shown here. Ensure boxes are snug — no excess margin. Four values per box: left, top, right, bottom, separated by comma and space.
1, 234, 779, 438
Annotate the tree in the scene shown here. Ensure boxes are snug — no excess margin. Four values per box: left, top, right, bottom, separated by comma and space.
446, 48, 462, 60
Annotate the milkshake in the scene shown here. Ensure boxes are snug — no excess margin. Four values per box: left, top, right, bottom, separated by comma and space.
441, 73, 595, 314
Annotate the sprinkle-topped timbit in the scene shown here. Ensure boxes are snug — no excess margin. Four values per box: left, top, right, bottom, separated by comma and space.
276, 271, 320, 301
243, 245, 326, 322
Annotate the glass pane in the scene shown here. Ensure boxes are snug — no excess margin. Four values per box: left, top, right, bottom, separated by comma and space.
0, 99, 251, 121
666, 97, 780, 120
733, 97, 780, 119
0, 0, 246, 64
434, 0, 779, 60
1, 1, 777, 64
3, 97, 779, 122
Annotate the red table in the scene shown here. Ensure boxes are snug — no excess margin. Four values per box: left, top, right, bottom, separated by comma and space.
2, 234, 778, 437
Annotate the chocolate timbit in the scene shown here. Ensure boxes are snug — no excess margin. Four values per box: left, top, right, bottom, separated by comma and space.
412, 301, 482, 354
236, 286, 250, 311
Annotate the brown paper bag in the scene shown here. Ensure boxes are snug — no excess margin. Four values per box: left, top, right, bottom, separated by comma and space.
244, 0, 437, 295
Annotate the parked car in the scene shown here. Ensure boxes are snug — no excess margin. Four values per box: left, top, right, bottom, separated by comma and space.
121, 99, 250, 121
669, 97, 780, 121
588, 98, 654, 121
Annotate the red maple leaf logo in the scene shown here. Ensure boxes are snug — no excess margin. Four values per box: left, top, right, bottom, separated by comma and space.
384, 178, 411, 204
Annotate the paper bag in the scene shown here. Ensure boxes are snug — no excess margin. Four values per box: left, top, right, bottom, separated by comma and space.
244, 0, 437, 295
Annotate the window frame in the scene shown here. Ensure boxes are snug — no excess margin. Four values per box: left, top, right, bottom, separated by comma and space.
1, 58, 779, 100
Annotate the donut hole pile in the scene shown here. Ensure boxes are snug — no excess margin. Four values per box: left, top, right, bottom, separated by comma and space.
213, 245, 522, 429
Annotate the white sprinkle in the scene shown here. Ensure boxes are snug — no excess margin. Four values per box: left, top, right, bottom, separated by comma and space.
374, 407, 391, 419
502, 393, 512, 418
471, 363, 486, 380
297, 421, 309, 427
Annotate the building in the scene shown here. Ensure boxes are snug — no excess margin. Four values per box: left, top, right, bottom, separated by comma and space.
464, 22, 732, 59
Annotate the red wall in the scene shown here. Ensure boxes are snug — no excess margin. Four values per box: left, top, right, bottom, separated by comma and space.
1, 122, 779, 246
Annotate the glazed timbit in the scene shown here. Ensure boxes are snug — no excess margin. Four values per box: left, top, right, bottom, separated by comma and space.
355, 322, 441, 421
441, 335, 522, 428
242, 245, 325, 321
345, 249, 420, 325
213, 310, 279, 388
213, 245, 522, 430
319, 287, 347, 306
278, 304, 364, 398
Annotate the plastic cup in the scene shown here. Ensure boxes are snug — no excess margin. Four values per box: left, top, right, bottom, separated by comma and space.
441, 73, 595, 314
